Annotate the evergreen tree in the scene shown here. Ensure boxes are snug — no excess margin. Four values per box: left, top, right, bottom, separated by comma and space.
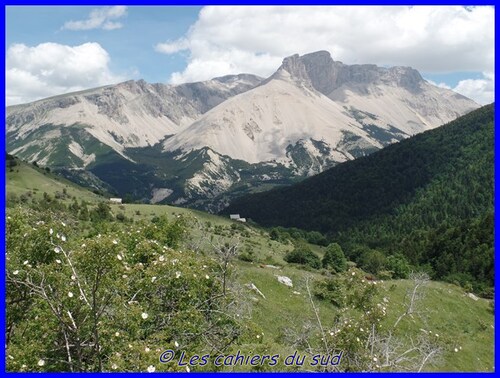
322, 243, 347, 272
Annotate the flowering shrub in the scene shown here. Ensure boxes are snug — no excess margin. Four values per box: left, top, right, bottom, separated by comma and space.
6, 206, 242, 372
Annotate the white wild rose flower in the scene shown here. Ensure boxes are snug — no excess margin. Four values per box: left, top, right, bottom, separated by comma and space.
68, 292, 73, 298
13, 270, 19, 275
147, 365, 155, 373
141, 312, 148, 320
38, 359, 45, 366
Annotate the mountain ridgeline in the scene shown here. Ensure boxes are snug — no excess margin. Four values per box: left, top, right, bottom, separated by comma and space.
7, 51, 478, 211
225, 104, 494, 292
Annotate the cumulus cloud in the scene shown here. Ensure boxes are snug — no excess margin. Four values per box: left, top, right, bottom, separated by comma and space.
7, 42, 124, 105
155, 38, 190, 54
427, 74, 494, 105
156, 6, 494, 88
453, 72, 494, 105
63, 6, 127, 31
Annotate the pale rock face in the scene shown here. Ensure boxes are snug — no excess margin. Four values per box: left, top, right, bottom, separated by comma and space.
163, 51, 478, 165
163, 77, 371, 163
6, 50, 480, 209
150, 188, 174, 204
7, 74, 263, 164
276, 275, 293, 287
185, 149, 241, 198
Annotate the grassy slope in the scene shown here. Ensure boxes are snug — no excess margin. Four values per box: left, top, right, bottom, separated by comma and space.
5, 164, 494, 372
6, 160, 102, 203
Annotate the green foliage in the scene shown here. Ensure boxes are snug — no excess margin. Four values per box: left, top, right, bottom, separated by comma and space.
6, 206, 242, 372
268, 226, 327, 246
386, 254, 411, 279
284, 242, 321, 269
359, 249, 386, 275
313, 268, 379, 311
269, 228, 279, 239
322, 243, 347, 272
143, 215, 186, 249
8, 158, 17, 170
90, 202, 113, 222
227, 104, 494, 290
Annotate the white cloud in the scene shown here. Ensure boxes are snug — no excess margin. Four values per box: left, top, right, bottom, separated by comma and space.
453, 73, 494, 105
155, 38, 190, 54
7, 42, 124, 105
63, 6, 127, 31
425, 79, 451, 90
426, 72, 494, 105
156, 6, 494, 88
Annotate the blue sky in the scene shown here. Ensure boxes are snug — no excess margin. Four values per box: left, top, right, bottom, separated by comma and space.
6, 6, 201, 84
6, 6, 494, 105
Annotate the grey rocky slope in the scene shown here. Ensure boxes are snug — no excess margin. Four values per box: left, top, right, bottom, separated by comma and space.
7, 51, 479, 211
7, 74, 262, 165
164, 51, 477, 167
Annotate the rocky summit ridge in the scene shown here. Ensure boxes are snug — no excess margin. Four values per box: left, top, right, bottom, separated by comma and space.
7, 50, 479, 211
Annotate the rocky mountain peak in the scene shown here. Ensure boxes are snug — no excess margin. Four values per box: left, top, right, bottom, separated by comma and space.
274, 53, 315, 90
273, 50, 426, 95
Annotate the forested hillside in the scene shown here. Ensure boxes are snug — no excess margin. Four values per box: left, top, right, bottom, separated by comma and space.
226, 104, 494, 292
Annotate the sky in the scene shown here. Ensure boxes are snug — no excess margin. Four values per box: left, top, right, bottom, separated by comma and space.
6, 5, 495, 106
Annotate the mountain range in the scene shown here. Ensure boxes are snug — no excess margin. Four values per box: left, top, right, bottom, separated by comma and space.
7, 50, 479, 211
